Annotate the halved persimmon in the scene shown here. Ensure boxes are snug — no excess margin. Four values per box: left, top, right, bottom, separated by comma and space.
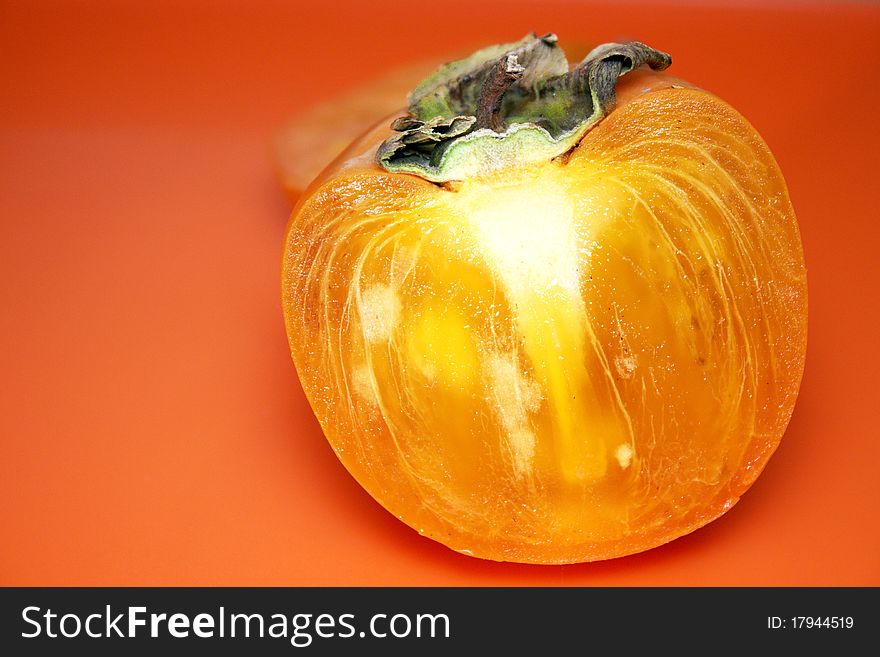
280, 35, 807, 563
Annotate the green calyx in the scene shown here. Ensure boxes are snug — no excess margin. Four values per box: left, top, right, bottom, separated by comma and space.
376, 34, 671, 183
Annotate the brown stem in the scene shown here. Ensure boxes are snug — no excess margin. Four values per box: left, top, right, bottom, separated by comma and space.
474, 54, 524, 132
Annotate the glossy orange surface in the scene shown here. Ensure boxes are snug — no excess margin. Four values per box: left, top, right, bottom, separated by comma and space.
2, 0, 879, 584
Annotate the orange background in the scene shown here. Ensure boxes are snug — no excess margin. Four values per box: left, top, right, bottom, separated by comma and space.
2, 0, 878, 586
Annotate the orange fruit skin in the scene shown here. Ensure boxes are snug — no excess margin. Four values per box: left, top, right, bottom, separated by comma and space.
281, 70, 808, 564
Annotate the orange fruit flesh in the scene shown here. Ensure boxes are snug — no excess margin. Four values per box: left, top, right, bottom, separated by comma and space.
281, 85, 807, 563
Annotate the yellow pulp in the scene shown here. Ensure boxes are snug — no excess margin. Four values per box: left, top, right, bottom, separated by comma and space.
282, 89, 808, 563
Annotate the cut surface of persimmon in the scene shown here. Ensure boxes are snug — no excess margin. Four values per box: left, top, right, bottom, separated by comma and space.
280, 35, 808, 564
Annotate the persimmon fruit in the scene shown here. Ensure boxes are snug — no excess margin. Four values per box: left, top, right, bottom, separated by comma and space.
280, 35, 808, 563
